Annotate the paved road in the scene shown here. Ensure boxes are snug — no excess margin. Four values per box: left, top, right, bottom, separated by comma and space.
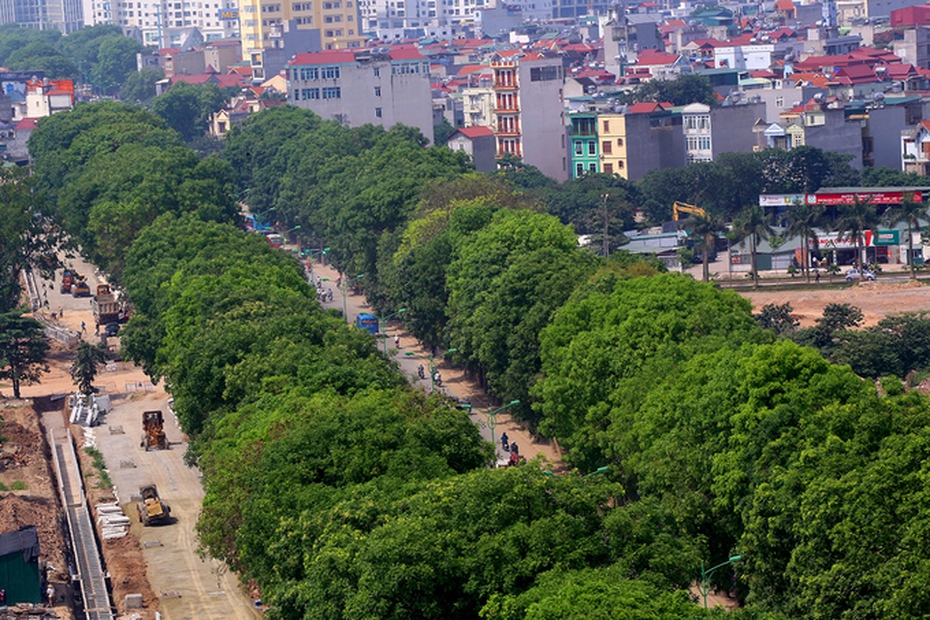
311, 261, 562, 467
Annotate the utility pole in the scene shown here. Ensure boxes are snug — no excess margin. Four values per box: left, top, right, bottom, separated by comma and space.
602, 193, 610, 259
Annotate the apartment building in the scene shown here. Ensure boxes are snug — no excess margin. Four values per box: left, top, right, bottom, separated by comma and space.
599, 104, 685, 181
681, 101, 764, 163
568, 111, 598, 178
287, 46, 434, 143
83, 0, 239, 45
489, 53, 565, 180
5, 0, 83, 32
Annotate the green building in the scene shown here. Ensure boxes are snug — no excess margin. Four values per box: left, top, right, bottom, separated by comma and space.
569, 112, 600, 178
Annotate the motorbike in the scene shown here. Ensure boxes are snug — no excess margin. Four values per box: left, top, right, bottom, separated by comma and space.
417, 365, 426, 380
433, 372, 442, 387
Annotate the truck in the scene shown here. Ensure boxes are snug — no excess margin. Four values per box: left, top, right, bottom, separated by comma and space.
71, 276, 91, 297
356, 313, 379, 335
140, 410, 169, 451
136, 484, 171, 526
60, 270, 75, 294
92, 284, 121, 326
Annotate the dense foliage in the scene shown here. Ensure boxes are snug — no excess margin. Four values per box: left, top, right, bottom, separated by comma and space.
31, 100, 930, 620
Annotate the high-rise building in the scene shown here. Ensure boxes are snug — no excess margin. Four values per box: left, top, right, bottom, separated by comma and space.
1, 0, 84, 32
82, 0, 240, 45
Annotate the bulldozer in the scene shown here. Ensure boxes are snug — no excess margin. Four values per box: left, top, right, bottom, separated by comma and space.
140, 410, 169, 451
136, 484, 171, 526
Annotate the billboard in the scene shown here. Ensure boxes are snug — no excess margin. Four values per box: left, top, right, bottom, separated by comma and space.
218, 8, 239, 19
806, 190, 923, 205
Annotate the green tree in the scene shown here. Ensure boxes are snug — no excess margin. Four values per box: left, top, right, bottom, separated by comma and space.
119, 66, 164, 105
91, 35, 144, 95
6, 41, 78, 79
151, 81, 209, 141
730, 204, 775, 288
833, 195, 879, 279
687, 213, 726, 282
632, 73, 716, 106
0, 167, 61, 313
885, 194, 930, 280
755, 302, 798, 336
0, 309, 49, 399
72, 341, 107, 395
58, 24, 124, 84
784, 200, 824, 283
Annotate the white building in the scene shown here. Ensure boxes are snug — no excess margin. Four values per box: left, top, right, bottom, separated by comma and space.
713, 42, 800, 72
82, 0, 240, 45
287, 46, 434, 143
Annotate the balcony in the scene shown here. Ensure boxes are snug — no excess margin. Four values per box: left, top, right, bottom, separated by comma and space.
496, 125, 521, 136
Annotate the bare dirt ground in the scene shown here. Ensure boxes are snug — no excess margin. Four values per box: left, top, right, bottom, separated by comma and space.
740, 279, 930, 327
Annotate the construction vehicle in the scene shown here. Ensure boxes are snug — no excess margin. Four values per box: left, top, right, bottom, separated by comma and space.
140, 410, 169, 451
92, 283, 121, 326
672, 201, 707, 221
136, 484, 171, 526
60, 269, 75, 294
71, 275, 91, 297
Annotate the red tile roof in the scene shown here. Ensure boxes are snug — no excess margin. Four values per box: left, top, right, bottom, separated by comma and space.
627, 102, 671, 114
454, 126, 495, 138
289, 50, 357, 65
15, 117, 39, 130
389, 45, 426, 61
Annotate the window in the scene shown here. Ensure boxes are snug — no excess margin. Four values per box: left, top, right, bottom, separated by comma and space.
301, 87, 320, 99
375, 107, 382, 117
373, 67, 380, 77
589, 163, 597, 172
529, 65, 560, 81
603, 120, 609, 132
601, 141, 611, 154
322, 86, 341, 99
374, 86, 381, 96
321, 66, 340, 78
603, 163, 613, 174
574, 141, 582, 155
587, 141, 596, 156
775, 96, 783, 107
618, 161, 624, 169
576, 163, 584, 176
300, 67, 318, 79
616, 137, 623, 147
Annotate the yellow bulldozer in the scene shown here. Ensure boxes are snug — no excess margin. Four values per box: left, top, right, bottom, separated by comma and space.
140, 410, 169, 451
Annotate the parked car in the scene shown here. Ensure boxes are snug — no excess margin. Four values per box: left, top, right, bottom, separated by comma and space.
104, 322, 120, 337
845, 268, 876, 281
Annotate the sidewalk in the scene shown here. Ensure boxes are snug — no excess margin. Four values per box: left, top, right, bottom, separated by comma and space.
310, 261, 563, 468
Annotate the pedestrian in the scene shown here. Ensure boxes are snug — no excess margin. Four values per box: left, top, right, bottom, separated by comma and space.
81, 321, 86, 333
46, 584, 54, 607
57, 305, 62, 318
394, 334, 400, 348
94, 323, 99, 335
815, 270, 820, 283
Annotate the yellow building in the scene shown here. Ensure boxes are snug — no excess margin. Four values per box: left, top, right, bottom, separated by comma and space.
597, 113, 630, 179
239, 0, 366, 81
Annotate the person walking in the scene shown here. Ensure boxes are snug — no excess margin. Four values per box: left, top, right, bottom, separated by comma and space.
394, 334, 401, 349
81, 321, 86, 333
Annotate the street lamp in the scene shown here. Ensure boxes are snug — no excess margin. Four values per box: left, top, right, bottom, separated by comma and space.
583, 466, 609, 479
378, 308, 407, 355
460, 399, 520, 461
341, 273, 365, 323
307, 247, 330, 285
699, 555, 742, 609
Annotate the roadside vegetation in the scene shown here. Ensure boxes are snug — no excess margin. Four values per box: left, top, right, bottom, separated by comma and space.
20, 102, 930, 619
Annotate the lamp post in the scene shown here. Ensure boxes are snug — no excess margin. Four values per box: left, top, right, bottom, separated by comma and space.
307, 247, 330, 285
430, 347, 456, 393
342, 273, 365, 323
699, 555, 742, 609
378, 308, 406, 355
460, 399, 520, 461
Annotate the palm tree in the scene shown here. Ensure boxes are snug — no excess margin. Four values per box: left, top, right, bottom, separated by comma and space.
833, 196, 879, 281
730, 205, 775, 289
687, 213, 727, 282
785, 200, 825, 284
885, 194, 930, 280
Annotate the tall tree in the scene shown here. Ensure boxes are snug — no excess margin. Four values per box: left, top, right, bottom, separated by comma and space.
687, 212, 726, 282
730, 204, 775, 288
785, 200, 825, 283
0, 309, 49, 399
834, 195, 879, 280
72, 341, 107, 396
885, 194, 930, 280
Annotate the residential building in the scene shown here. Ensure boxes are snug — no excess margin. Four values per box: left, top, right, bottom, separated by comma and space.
161, 41, 242, 77
22, 79, 74, 119
891, 3, 930, 26
599, 103, 685, 181
238, 0, 365, 84
902, 120, 930, 174
447, 125, 495, 171
893, 27, 930, 69
287, 47, 434, 143
461, 84, 494, 127
82, 0, 240, 45
766, 99, 864, 168
568, 112, 599, 178
489, 53, 566, 180
210, 96, 285, 137
681, 101, 763, 163
713, 41, 800, 72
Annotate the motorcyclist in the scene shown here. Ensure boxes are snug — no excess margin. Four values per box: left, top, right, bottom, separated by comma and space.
433, 371, 442, 387
417, 364, 425, 379
500, 432, 510, 452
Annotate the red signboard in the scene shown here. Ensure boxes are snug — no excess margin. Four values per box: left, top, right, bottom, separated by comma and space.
807, 191, 923, 205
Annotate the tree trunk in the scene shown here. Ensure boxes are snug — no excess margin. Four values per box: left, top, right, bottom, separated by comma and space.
702, 233, 711, 282
11, 368, 20, 399
804, 233, 811, 284
751, 236, 759, 289
908, 224, 916, 280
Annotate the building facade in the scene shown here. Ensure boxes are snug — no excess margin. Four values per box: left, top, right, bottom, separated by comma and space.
682, 101, 764, 162
287, 47, 434, 143
82, 0, 240, 45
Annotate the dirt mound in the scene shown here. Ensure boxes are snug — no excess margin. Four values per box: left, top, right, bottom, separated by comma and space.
0, 494, 68, 580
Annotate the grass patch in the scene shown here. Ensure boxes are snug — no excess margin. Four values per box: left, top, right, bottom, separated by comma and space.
9, 480, 26, 490
0, 482, 7, 491
84, 446, 113, 490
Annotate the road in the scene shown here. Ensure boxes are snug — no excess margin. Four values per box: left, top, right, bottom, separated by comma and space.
311, 261, 562, 467
32, 263, 262, 620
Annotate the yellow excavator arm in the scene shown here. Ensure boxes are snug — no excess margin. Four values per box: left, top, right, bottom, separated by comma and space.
672, 201, 706, 221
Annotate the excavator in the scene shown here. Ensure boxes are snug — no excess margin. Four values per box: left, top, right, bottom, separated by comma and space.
672, 201, 706, 221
